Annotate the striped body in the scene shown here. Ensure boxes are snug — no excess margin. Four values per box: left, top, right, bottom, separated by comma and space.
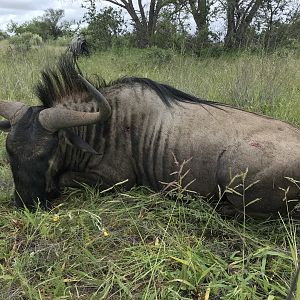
45, 84, 300, 218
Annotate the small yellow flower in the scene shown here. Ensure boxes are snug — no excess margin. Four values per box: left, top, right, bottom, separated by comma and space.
52, 214, 60, 222
102, 229, 109, 236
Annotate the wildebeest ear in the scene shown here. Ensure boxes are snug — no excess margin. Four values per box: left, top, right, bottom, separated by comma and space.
62, 129, 100, 155
0, 120, 11, 132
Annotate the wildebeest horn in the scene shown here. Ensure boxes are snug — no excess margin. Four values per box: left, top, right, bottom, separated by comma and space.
38, 75, 111, 132
78, 74, 111, 111
0, 101, 29, 125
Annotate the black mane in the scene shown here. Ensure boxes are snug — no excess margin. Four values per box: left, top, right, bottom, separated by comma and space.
35, 57, 218, 108
112, 77, 217, 107
35, 57, 103, 108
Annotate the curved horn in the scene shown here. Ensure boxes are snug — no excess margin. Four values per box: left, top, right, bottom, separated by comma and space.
78, 74, 111, 118
0, 100, 29, 125
38, 75, 111, 132
39, 108, 109, 132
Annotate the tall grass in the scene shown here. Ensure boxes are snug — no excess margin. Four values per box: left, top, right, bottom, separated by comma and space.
0, 43, 299, 299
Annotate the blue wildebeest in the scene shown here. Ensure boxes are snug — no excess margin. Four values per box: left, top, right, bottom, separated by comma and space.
0, 57, 300, 218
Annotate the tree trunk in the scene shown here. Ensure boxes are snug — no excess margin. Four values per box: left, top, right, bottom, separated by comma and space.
189, 0, 209, 46
102, 0, 170, 48
224, 0, 237, 49
135, 24, 150, 47
224, 0, 264, 49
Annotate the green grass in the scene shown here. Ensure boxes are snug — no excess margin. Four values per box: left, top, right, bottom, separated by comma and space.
0, 44, 299, 299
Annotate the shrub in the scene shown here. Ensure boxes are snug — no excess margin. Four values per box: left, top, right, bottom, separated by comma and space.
140, 47, 175, 66
30, 34, 43, 46
9, 32, 43, 52
51, 36, 72, 47
0, 30, 9, 41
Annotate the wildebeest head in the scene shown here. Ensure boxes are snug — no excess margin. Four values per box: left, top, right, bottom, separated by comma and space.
0, 74, 111, 210
4, 106, 59, 209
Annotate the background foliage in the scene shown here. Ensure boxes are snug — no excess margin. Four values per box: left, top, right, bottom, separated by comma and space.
1, 0, 300, 54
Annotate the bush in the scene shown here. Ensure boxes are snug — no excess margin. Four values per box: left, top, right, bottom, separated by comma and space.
51, 36, 72, 47
9, 32, 43, 52
140, 47, 175, 66
85, 7, 126, 51
30, 34, 43, 46
0, 30, 9, 41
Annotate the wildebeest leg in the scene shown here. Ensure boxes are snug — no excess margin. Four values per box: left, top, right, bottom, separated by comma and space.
217, 176, 300, 218
59, 172, 102, 188
216, 143, 300, 218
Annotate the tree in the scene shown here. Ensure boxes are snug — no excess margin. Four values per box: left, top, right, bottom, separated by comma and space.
82, 0, 177, 47
186, 0, 210, 45
42, 8, 65, 39
152, 6, 190, 49
256, 0, 299, 48
224, 0, 265, 49
7, 9, 69, 40
84, 6, 126, 49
